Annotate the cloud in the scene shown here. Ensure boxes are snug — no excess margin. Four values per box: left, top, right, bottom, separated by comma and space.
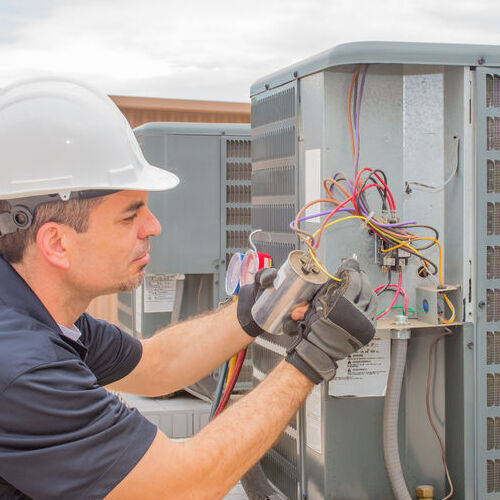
0, 0, 499, 101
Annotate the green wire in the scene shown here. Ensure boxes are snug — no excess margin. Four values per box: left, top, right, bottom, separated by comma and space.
376, 305, 423, 316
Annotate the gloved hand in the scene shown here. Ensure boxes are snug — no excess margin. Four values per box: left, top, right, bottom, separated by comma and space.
285, 258, 377, 384
237, 268, 278, 337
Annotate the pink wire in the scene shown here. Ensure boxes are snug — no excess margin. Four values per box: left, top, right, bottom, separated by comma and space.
375, 272, 407, 319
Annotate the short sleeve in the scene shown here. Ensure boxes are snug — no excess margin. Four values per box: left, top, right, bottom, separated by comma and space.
0, 359, 156, 500
76, 313, 143, 386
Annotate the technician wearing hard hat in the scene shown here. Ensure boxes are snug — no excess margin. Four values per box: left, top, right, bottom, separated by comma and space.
0, 79, 377, 500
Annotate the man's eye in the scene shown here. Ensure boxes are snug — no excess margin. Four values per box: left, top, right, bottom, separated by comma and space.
123, 214, 137, 222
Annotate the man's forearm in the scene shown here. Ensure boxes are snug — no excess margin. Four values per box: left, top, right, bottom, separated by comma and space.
106, 360, 314, 500
110, 301, 252, 396
184, 360, 314, 498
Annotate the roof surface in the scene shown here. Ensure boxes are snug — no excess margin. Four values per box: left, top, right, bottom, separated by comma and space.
251, 41, 500, 96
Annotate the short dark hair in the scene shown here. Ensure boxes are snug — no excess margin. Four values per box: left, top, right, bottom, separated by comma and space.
0, 197, 103, 263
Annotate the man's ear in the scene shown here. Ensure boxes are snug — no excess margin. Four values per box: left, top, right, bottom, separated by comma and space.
35, 222, 71, 270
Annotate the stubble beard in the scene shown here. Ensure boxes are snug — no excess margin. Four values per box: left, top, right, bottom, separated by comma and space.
117, 265, 147, 292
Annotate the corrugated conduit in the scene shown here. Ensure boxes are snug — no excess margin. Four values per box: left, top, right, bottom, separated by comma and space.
383, 338, 412, 500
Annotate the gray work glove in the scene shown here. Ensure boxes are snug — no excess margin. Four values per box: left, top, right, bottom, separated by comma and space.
237, 268, 278, 337
285, 258, 377, 384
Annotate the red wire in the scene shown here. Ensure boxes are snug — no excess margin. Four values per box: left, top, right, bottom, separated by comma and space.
353, 167, 396, 211
213, 349, 247, 417
314, 194, 354, 249
376, 271, 403, 319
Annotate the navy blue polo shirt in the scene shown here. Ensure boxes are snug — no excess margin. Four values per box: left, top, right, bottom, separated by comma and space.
0, 257, 156, 499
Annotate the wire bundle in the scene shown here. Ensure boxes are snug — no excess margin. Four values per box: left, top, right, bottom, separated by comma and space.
291, 64, 455, 324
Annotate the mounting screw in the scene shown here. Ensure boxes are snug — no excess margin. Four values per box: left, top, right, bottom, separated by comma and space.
467, 342, 474, 350
478, 300, 486, 309
478, 57, 486, 65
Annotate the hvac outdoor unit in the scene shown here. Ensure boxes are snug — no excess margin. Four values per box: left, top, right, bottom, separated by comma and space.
250, 42, 500, 500
117, 122, 253, 388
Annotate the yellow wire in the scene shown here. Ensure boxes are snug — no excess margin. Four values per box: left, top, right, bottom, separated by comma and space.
382, 236, 455, 324
308, 215, 456, 324
307, 247, 342, 282
225, 355, 237, 389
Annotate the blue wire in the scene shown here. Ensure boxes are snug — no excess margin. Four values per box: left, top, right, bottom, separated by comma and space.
210, 361, 229, 419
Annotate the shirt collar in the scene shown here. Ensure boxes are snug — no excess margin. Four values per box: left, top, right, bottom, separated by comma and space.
0, 255, 61, 332
58, 323, 82, 342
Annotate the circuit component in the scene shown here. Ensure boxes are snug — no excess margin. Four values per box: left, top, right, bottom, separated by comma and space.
375, 237, 410, 271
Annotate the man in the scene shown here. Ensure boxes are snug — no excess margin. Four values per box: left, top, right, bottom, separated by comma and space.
0, 79, 377, 499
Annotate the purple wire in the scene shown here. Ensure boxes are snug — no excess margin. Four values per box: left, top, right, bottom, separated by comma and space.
290, 210, 416, 228
353, 65, 369, 177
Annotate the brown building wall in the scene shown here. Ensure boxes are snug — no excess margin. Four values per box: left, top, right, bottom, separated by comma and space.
110, 95, 250, 128
87, 95, 250, 324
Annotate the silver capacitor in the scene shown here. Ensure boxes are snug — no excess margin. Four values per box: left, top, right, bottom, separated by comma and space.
251, 250, 329, 335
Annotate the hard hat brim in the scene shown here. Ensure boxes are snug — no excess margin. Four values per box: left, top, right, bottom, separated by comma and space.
127, 163, 180, 192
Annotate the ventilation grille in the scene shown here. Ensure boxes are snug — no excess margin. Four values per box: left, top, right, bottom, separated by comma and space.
251, 85, 299, 496
487, 289, 500, 322
481, 70, 500, 498
487, 332, 500, 364
487, 417, 500, 449
252, 165, 295, 196
251, 87, 295, 128
487, 459, 500, 493
487, 117, 500, 151
252, 126, 295, 162
260, 449, 298, 500
252, 204, 296, 233
255, 241, 296, 269
487, 160, 500, 193
487, 246, 500, 279
227, 139, 251, 158
226, 185, 251, 204
486, 74, 500, 108
223, 138, 252, 277
226, 230, 251, 250
486, 373, 500, 406
253, 342, 287, 374
226, 162, 251, 181
226, 207, 251, 226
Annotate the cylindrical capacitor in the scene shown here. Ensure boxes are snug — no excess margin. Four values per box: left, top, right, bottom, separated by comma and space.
251, 250, 329, 335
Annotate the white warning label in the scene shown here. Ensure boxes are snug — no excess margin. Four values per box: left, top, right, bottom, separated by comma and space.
328, 330, 391, 398
144, 274, 177, 313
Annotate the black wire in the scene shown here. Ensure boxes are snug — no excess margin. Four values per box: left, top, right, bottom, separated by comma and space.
376, 269, 392, 296
398, 224, 440, 250
355, 169, 389, 215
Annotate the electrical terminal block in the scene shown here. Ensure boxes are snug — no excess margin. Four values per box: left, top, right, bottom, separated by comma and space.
375, 237, 410, 271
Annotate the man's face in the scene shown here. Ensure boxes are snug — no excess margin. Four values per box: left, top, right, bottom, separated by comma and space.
68, 190, 161, 296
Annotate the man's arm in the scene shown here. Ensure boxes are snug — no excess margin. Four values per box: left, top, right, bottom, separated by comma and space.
107, 301, 251, 396
106, 360, 313, 500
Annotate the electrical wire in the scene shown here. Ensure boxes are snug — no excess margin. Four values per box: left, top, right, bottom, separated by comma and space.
382, 237, 455, 323
210, 361, 229, 419
406, 137, 460, 193
225, 354, 237, 390
426, 329, 454, 500
374, 284, 409, 315
376, 271, 403, 319
213, 349, 247, 417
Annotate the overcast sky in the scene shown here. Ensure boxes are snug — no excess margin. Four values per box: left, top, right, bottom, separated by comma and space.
0, 0, 499, 102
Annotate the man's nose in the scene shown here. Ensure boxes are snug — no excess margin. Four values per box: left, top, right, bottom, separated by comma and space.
139, 208, 162, 238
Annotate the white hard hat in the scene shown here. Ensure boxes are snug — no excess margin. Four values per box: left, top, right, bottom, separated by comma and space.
0, 77, 179, 201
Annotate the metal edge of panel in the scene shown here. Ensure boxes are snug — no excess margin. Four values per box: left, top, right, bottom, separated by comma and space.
250, 41, 500, 97
134, 122, 251, 136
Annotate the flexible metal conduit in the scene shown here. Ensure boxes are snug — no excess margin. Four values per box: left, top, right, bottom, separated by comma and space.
383, 338, 412, 500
